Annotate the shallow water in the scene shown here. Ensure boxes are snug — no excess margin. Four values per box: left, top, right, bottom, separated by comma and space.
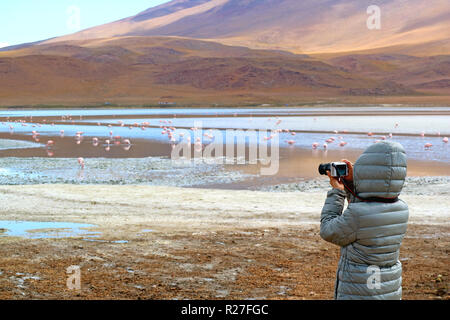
0, 220, 99, 239
0, 106, 448, 188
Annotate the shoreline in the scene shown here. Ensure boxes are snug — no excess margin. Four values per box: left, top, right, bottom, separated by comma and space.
0, 178, 449, 228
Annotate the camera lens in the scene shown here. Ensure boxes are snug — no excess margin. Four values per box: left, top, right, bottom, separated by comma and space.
318, 163, 331, 175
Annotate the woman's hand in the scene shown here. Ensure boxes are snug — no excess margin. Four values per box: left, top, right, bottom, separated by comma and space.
327, 171, 345, 191
327, 159, 354, 191
341, 159, 354, 183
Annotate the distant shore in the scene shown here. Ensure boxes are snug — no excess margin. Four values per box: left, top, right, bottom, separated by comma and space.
1, 96, 449, 109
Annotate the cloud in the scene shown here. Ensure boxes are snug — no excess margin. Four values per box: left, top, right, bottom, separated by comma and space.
0, 42, 10, 48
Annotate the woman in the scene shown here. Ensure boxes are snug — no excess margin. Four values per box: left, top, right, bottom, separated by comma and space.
320, 141, 409, 300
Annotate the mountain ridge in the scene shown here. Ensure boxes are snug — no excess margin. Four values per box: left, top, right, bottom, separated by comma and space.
44, 0, 450, 55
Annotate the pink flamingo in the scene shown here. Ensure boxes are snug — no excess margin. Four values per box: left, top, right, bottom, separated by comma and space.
46, 140, 54, 148
424, 143, 433, 149
312, 142, 319, 149
368, 132, 373, 137
323, 143, 328, 149
194, 139, 203, 152
339, 141, 348, 147
286, 140, 295, 145
104, 139, 111, 152
443, 137, 449, 143
77, 157, 85, 169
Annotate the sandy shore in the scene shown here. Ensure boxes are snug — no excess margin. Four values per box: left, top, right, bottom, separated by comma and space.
0, 180, 448, 299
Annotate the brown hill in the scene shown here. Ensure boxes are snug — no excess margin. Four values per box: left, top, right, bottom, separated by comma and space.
326, 53, 450, 91
0, 36, 414, 106
46, 0, 450, 55
1, 1, 449, 105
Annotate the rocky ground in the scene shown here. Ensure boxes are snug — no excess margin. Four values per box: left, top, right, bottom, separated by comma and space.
0, 180, 448, 300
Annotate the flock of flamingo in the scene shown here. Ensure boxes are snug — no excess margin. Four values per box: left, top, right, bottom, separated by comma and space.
0, 114, 448, 170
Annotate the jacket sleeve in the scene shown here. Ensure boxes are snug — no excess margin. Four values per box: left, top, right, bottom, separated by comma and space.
320, 188, 358, 247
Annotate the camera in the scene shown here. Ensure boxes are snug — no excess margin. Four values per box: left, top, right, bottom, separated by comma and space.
318, 162, 348, 178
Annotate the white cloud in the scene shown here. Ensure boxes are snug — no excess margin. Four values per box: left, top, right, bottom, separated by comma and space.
0, 42, 10, 48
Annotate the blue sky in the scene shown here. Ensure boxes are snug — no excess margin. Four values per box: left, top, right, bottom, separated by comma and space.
0, 0, 170, 47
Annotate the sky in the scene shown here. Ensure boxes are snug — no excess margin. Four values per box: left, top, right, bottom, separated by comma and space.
0, 0, 171, 48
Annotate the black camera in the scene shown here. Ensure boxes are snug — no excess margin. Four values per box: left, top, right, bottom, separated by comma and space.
318, 162, 348, 178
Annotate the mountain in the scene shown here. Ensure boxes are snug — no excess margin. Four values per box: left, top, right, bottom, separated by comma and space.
46, 0, 450, 55
0, 0, 448, 106
0, 36, 414, 106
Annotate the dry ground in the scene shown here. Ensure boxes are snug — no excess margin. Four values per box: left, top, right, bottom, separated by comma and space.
0, 185, 448, 300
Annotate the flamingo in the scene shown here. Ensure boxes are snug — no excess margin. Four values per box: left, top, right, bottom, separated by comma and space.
339, 141, 348, 147
312, 142, 319, 149
323, 143, 328, 149
291, 132, 296, 136
75, 134, 82, 144
113, 136, 121, 145
92, 137, 99, 147
104, 139, 111, 151
46, 140, 54, 148
368, 132, 373, 137
443, 137, 449, 143
424, 143, 433, 149
286, 140, 295, 145
194, 140, 203, 152
77, 157, 85, 169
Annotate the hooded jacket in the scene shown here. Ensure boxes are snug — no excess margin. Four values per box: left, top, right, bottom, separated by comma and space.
320, 141, 409, 300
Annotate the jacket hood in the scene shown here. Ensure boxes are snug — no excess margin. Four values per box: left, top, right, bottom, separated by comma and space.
353, 141, 407, 199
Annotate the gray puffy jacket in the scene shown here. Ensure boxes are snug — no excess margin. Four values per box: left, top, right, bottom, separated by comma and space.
320, 141, 409, 300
